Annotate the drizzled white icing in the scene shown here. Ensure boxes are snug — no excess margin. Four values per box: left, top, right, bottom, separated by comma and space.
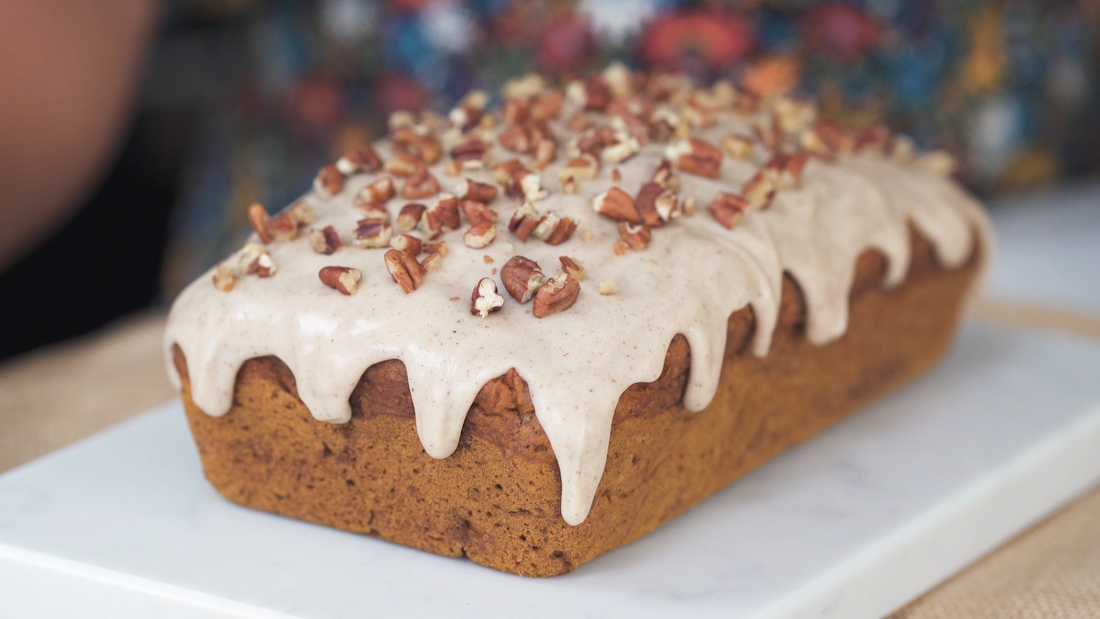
164, 109, 991, 526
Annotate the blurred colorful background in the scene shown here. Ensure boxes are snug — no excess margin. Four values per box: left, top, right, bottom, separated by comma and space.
1, 0, 1097, 360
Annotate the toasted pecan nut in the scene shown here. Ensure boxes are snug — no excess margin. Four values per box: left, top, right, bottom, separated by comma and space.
601, 132, 641, 164
500, 255, 545, 303
508, 203, 541, 242
635, 182, 679, 228
268, 210, 299, 242
559, 256, 585, 281
707, 193, 749, 229
529, 88, 564, 120
764, 152, 808, 188
392, 129, 442, 164
742, 171, 777, 211
513, 169, 545, 202
336, 145, 382, 175
592, 186, 641, 223
498, 124, 533, 154
357, 177, 396, 205
419, 241, 447, 272
463, 221, 496, 249
539, 214, 577, 246
651, 159, 680, 191
598, 280, 616, 295
722, 134, 754, 159
450, 140, 490, 169
318, 266, 362, 295
309, 226, 343, 254
396, 203, 427, 232
557, 154, 599, 185
389, 233, 422, 256
353, 220, 393, 248
617, 222, 652, 250
470, 277, 505, 317
491, 159, 527, 185
419, 195, 461, 238
668, 138, 722, 179
532, 273, 580, 318
459, 200, 498, 226
212, 264, 236, 292
401, 167, 441, 200
384, 151, 423, 177
247, 203, 273, 243
454, 178, 498, 203
313, 164, 345, 201
239, 243, 276, 277
355, 201, 390, 221
384, 249, 426, 293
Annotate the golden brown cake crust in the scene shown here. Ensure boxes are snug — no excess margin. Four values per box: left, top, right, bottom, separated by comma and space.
175, 228, 979, 577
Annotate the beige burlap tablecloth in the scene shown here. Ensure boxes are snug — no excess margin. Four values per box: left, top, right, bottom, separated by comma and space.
1, 299, 1097, 617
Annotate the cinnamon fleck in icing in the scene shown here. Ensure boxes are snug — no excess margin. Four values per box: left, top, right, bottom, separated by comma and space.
165, 64, 992, 526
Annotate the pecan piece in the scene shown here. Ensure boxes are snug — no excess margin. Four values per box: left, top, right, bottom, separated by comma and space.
336, 145, 382, 175
459, 199, 498, 226
318, 266, 362, 295
239, 243, 276, 277
384, 249, 426, 293
500, 256, 545, 303
357, 177, 395, 206
470, 277, 505, 317
384, 151, 423, 177
401, 166, 441, 200
742, 171, 777, 211
396, 203, 427, 232
419, 241, 447, 272
463, 221, 496, 249
617, 222, 651, 250
722, 134, 754, 159
532, 211, 577, 245
389, 233, 422, 256
557, 154, 599, 185
313, 164, 345, 200
212, 264, 236, 292
353, 220, 393, 248
508, 202, 541, 242
559, 256, 585, 281
454, 178, 498, 203
419, 195, 460, 238
533, 138, 556, 170
308, 226, 343, 254
652, 159, 681, 191
635, 182, 679, 227
450, 140, 490, 170
707, 193, 749, 229
668, 138, 722, 179
532, 274, 580, 318
592, 186, 641, 223
247, 202, 273, 243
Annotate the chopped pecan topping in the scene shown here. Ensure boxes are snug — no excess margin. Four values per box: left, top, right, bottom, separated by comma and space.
567, 76, 611, 111
508, 202, 541, 242
336, 145, 382, 175
635, 182, 679, 227
384, 151, 424, 177
742, 170, 777, 211
239, 243, 276, 277
801, 120, 853, 160
753, 115, 782, 152
533, 138, 557, 170
419, 241, 447, 272
513, 169, 546, 202
463, 221, 496, 249
470, 277, 505, 317
247, 202, 273, 243
707, 193, 749, 229
763, 151, 809, 188
532, 273, 580, 318
419, 195, 461, 238
722, 134, 754, 159
557, 154, 599, 186
601, 131, 641, 164
318, 266, 362, 295
391, 128, 442, 164
449, 140, 490, 170
532, 212, 577, 245
598, 280, 616, 295
652, 159, 681, 190
384, 249, 426, 293
353, 220, 393, 248
500, 255, 545, 303
617, 222, 652, 250
500, 98, 529, 125
355, 201, 390, 221
681, 195, 697, 216
772, 96, 817, 136
212, 264, 236, 292
395, 203, 427, 232
268, 210, 299, 242
668, 138, 722, 178
612, 240, 628, 256
529, 88, 564, 120
592, 186, 641, 223
491, 159, 527, 185
389, 233, 422, 256
459, 199, 498, 226
308, 226, 343, 254
453, 178, 498, 203
559, 256, 585, 281
357, 177, 396, 206
287, 201, 315, 226
313, 164, 345, 200
401, 166, 441, 199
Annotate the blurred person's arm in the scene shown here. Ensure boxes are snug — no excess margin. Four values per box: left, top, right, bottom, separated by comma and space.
0, 0, 155, 269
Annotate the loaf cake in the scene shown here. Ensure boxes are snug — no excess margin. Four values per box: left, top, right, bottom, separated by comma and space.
165, 64, 991, 577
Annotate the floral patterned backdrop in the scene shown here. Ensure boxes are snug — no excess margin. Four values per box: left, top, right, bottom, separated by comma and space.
155, 0, 1099, 292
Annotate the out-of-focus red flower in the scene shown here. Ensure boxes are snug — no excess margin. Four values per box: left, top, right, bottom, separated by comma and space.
641, 11, 754, 73
538, 13, 595, 75
375, 73, 429, 114
806, 3, 880, 61
290, 77, 344, 128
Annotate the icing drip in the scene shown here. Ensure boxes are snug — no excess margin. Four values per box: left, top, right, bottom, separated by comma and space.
164, 110, 991, 526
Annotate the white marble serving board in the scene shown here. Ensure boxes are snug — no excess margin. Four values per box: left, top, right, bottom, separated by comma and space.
1, 320, 1100, 619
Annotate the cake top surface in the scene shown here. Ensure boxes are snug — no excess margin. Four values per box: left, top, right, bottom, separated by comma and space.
165, 64, 991, 525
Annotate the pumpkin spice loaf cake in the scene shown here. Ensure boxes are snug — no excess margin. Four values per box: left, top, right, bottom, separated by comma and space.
165, 64, 991, 577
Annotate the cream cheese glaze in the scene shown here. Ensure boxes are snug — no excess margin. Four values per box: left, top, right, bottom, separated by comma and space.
164, 98, 992, 526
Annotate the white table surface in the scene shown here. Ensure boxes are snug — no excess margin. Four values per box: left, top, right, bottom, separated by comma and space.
986, 179, 1100, 315
2, 319, 1099, 619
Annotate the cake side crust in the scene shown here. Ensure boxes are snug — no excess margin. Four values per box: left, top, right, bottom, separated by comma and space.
176, 228, 978, 576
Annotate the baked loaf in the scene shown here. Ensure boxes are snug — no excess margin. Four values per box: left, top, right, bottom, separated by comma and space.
166, 65, 990, 576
